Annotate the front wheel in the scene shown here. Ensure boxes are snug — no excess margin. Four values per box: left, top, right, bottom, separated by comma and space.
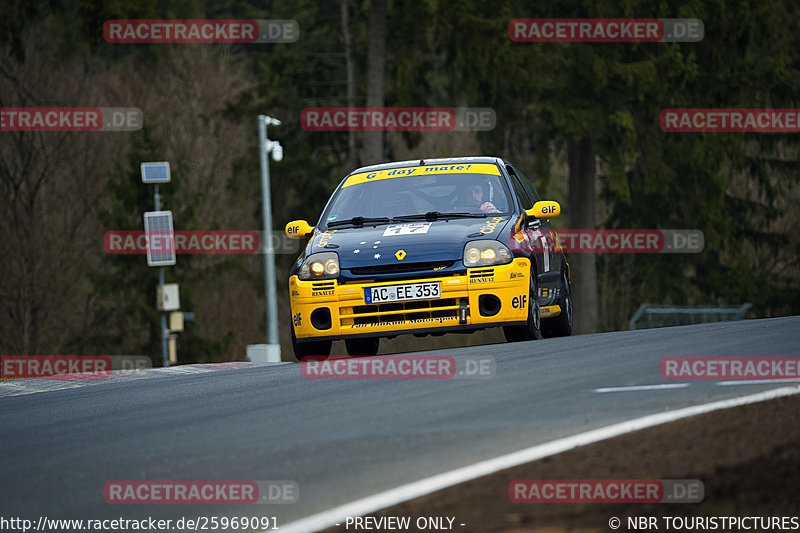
503, 270, 540, 342
291, 325, 332, 361
541, 270, 573, 338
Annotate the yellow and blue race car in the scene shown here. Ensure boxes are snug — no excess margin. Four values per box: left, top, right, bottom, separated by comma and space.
285, 156, 573, 359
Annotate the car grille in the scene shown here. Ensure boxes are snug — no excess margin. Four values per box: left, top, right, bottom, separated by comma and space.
350, 261, 455, 277
469, 268, 495, 279
340, 297, 466, 326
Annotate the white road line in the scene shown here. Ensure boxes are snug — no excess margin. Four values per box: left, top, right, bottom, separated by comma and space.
279, 385, 800, 533
718, 379, 800, 386
595, 384, 689, 393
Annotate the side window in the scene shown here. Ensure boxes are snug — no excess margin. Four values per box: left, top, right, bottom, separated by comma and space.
507, 166, 533, 210
514, 166, 542, 203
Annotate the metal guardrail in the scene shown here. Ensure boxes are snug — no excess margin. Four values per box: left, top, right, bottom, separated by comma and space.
628, 303, 752, 330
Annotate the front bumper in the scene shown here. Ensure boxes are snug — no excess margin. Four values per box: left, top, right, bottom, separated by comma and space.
290, 258, 534, 341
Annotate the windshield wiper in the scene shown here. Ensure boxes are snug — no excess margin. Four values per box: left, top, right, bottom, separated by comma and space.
392, 211, 488, 222
327, 216, 392, 228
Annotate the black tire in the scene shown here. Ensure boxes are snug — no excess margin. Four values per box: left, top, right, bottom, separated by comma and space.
345, 337, 380, 356
541, 269, 573, 338
503, 268, 540, 342
291, 325, 332, 361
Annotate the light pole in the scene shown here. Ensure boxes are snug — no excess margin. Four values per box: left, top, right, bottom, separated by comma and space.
258, 115, 283, 356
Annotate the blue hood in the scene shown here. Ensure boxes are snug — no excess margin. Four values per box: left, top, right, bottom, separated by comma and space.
308, 217, 511, 269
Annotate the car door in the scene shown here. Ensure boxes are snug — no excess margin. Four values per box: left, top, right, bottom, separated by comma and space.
506, 164, 559, 275
513, 165, 562, 271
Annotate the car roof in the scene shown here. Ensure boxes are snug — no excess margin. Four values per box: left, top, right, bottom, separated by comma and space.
348, 156, 505, 176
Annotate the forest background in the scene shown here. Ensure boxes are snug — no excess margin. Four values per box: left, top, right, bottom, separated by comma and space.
1, 0, 797, 363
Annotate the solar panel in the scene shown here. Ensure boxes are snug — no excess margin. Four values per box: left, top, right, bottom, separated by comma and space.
140, 162, 171, 184
143, 211, 176, 266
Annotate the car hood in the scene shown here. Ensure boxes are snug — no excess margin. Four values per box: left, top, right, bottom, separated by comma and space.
308, 217, 511, 268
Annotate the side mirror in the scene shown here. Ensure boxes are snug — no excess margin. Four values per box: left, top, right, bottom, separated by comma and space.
526, 201, 561, 220
285, 220, 314, 239
514, 211, 528, 233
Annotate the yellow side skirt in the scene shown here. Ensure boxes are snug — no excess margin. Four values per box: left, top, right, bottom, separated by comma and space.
540, 305, 561, 318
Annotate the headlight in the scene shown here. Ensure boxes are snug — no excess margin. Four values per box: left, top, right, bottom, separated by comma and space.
463, 240, 512, 267
298, 252, 340, 280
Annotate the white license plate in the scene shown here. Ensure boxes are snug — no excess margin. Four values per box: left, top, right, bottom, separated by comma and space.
363, 282, 440, 304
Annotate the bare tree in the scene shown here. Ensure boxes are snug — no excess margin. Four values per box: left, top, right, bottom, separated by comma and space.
0, 34, 262, 361
341, 0, 358, 171
0, 38, 122, 354
364, 0, 386, 164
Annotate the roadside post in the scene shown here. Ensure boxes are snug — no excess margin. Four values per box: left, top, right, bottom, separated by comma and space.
141, 162, 176, 367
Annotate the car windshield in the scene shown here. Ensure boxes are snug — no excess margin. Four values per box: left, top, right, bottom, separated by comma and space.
320, 164, 512, 228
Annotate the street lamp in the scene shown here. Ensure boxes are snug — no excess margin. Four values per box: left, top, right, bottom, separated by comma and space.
258, 115, 283, 361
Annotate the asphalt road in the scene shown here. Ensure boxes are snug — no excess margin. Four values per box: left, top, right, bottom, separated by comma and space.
1, 316, 798, 530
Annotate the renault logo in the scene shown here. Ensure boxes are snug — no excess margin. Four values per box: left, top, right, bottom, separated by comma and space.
395, 249, 406, 260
